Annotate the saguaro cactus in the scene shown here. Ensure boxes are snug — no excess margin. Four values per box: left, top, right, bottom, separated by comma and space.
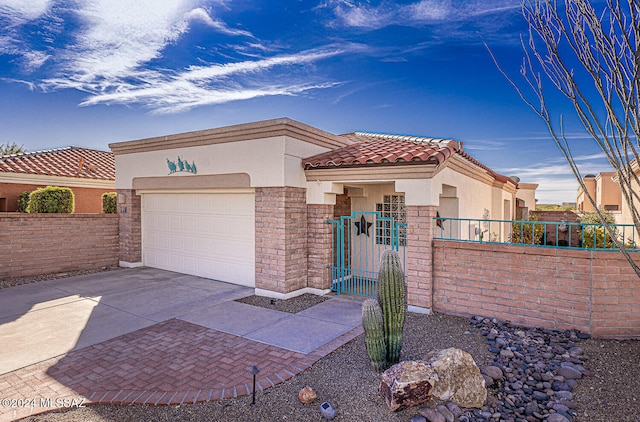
377, 250, 407, 365
362, 298, 387, 372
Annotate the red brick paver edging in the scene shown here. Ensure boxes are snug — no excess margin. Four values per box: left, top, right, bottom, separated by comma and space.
0, 319, 363, 422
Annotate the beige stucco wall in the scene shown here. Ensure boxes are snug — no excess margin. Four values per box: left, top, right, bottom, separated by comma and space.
577, 176, 596, 212
619, 176, 640, 240
516, 183, 538, 211
115, 136, 329, 190
596, 172, 622, 211
430, 167, 495, 219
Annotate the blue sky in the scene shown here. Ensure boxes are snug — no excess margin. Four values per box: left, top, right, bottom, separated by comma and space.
0, 0, 612, 203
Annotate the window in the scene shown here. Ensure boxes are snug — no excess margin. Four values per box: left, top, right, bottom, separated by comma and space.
604, 204, 619, 211
375, 194, 407, 246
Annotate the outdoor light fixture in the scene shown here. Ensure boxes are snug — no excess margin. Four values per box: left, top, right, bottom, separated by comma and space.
249, 365, 260, 405
320, 401, 336, 419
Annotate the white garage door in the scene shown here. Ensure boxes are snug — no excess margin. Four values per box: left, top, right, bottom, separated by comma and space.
142, 191, 255, 287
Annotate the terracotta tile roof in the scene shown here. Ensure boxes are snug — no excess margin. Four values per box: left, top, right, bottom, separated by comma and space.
303, 132, 457, 168
0, 147, 115, 180
303, 131, 513, 184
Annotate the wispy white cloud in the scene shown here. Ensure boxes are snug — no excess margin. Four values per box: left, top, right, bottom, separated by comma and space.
495, 162, 580, 203
0, 0, 55, 71
42, 48, 344, 113
185, 7, 253, 38
533, 176, 578, 204
326, 0, 520, 30
1, 0, 344, 113
65, 0, 206, 84
0, 0, 52, 24
463, 139, 506, 151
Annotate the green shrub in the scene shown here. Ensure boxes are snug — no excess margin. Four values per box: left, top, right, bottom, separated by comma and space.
26, 186, 74, 213
511, 215, 545, 244
579, 210, 617, 249
17, 191, 31, 212
102, 192, 117, 214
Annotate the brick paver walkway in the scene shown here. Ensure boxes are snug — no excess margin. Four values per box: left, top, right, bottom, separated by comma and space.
0, 318, 363, 422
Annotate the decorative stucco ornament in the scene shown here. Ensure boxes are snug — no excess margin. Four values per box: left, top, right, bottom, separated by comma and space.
167, 156, 197, 174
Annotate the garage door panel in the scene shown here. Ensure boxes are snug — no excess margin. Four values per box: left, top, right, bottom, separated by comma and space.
142, 192, 255, 287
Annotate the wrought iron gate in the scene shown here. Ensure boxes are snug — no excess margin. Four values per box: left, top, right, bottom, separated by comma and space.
328, 211, 407, 296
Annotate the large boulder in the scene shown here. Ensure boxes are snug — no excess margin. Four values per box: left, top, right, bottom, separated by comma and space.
424, 348, 486, 408
379, 360, 438, 411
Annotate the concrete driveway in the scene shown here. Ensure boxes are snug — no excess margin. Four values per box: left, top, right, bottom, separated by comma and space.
0, 268, 364, 421
0, 267, 254, 375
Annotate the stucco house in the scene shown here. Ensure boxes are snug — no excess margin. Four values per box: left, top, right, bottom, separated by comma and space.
577, 172, 622, 213
110, 118, 520, 311
515, 182, 538, 218
0, 146, 115, 213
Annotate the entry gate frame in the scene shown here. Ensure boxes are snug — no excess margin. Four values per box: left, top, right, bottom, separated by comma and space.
328, 211, 407, 297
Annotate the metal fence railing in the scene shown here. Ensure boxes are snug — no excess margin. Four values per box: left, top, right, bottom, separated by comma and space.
434, 217, 640, 251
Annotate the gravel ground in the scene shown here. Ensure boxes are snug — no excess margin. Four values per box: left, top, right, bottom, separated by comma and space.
0, 267, 119, 289
11, 290, 640, 422
235, 293, 328, 313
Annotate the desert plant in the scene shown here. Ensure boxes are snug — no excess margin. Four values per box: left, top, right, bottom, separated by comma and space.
26, 186, 74, 213
102, 192, 117, 214
0, 142, 25, 156
377, 250, 407, 366
579, 210, 617, 249
17, 191, 31, 212
361, 298, 387, 372
511, 216, 545, 245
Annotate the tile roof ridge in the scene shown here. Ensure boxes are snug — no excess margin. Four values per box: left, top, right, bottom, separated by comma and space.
1, 146, 112, 160
349, 131, 459, 148
1, 146, 71, 159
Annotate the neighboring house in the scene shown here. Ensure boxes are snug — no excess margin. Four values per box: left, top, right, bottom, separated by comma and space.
515, 182, 538, 219
111, 118, 528, 309
0, 146, 115, 213
616, 162, 640, 237
577, 172, 622, 212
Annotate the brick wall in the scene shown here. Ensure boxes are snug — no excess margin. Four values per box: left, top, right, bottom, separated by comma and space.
117, 189, 142, 265
0, 213, 119, 280
334, 189, 351, 218
433, 240, 640, 339
406, 206, 437, 309
255, 187, 307, 294
307, 204, 334, 290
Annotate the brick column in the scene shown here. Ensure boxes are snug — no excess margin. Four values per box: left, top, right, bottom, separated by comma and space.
406, 205, 436, 309
255, 187, 307, 294
307, 204, 334, 290
117, 189, 142, 266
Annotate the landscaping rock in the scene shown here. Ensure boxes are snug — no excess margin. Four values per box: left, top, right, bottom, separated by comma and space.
298, 386, 316, 404
417, 407, 445, 422
445, 401, 463, 417
547, 413, 571, 422
481, 365, 503, 381
378, 361, 437, 411
424, 348, 487, 408
557, 365, 582, 380
436, 404, 455, 422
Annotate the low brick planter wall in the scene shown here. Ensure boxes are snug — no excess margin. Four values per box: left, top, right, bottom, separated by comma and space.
433, 240, 640, 339
0, 213, 119, 281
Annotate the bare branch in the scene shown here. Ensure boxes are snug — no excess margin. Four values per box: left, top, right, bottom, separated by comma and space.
491, 0, 640, 276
